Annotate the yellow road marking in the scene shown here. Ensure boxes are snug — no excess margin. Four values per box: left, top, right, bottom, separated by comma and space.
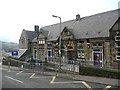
50, 76, 83, 84
16, 71, 23, 75
82, 81, 92, 90
30, 73, 53, 79
103, 85, 112, 90
32, 76, 53, 78
50, 76, 56, 84
52, 81, 83, 84
30, 73, 35, 78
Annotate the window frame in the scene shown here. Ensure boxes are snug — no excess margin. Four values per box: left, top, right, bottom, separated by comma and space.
115, 36, 120, 41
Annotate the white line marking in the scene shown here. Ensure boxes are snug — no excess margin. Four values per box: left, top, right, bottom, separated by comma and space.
32, 76, 52, 78
103, 85, 112, 90
82, 81, 92, 90
30, 73, 35, 78
0, 68, 7, 71
7, 70, 11, 72
4, 76, 23, 84
16, 71, 23, 75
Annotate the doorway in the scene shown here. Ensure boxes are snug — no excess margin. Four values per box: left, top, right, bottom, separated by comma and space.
67, 51, 74, 64
92, 50, 103, 67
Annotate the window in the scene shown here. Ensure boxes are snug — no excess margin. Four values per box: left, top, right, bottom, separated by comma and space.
33, 49, 37, 59
77, 44, 84, 58
21, 38, 25, 44
78, 51, 84, 58
43, 40, 45, 44
92, 50, 103, 67
39, 41, 41, 44
68, 31, 70, 36
116, 48, 120, 52
78, 41, 84, 43
116, 56, 120, 60
98, 31, 101, 34
115, 43, 120, 48
98, 43, 102, 46
116, 31, 120, 35
87, 43, 90, 48
115, 36, 120, 41
117, 57, 120, 59
116, 48, 120, 60
55, 51, 58, 57
39, 40, 45, 44
92, 43, 97, 47
77, 44, 84, 50
117, 52, 120, 55
48, 49, 52, 57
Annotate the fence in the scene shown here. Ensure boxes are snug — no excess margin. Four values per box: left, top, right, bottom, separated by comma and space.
2, 57, 80, 75
2, 57, 119, 79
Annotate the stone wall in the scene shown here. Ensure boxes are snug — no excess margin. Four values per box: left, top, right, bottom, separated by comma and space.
104, 41, 110, 65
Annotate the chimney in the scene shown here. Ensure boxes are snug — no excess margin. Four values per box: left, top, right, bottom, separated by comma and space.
76, 14, 80, 21
34, 25, 39, 33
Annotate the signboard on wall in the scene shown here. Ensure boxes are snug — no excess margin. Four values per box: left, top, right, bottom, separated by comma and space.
12, 51, 18, 56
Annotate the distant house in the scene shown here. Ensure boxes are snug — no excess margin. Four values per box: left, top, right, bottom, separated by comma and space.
19, 9, 120, 67
18, 26, 39, 60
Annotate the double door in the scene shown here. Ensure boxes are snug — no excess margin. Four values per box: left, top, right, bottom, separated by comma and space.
92, 50, 103, 67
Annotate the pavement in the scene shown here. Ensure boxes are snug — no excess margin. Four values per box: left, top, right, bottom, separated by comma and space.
2, 65, 120, 87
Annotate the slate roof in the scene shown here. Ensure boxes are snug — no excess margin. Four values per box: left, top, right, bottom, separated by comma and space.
39, 28, 49, 38
31, 29, 49, 42
24, 30, 39, 42
32, 37, 37, 42
41, 9, 120, 40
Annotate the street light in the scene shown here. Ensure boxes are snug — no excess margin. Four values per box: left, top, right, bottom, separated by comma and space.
52, 15, 62, 69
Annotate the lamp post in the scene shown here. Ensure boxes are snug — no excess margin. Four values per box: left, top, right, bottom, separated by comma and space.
52, 15, 62, 69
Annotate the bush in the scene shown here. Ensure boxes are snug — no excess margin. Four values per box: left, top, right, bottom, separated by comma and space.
79, 66, 120, 79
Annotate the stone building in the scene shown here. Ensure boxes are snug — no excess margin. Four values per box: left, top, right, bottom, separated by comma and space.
18, 26, 39, 59
19, 9, 120, 67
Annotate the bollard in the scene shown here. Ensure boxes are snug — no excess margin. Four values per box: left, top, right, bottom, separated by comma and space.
42, 62, 44, 74
8, 62, 10, 71
21, 64, 23, 71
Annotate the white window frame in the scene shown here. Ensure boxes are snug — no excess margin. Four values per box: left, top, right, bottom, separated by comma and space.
92, 50, 103, 67
116, 55, 120, 60
115, 36, 120, 41
116, 49, 120, 60
39, 40, 45, 44
43, 40, 45, 44
115, 43, 120, 48
39, 41, 41, 44
98, 43, 103, 47
92, 43, 97, 47
77, 50, 84, 58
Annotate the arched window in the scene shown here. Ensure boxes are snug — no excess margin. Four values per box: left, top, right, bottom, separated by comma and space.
79, 44, 84, 50
77, 44, 84, 58
21, 37, 25, 44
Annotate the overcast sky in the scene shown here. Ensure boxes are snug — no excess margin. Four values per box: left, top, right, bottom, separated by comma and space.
0, 0, 119, 43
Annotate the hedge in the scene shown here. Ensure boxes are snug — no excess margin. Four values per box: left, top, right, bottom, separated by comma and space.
79, 66, 120, 79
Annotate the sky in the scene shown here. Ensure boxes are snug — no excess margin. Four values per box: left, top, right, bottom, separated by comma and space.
0, 0, 119, 43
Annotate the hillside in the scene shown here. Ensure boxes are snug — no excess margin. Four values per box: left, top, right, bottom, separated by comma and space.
0, 41, 19, 52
